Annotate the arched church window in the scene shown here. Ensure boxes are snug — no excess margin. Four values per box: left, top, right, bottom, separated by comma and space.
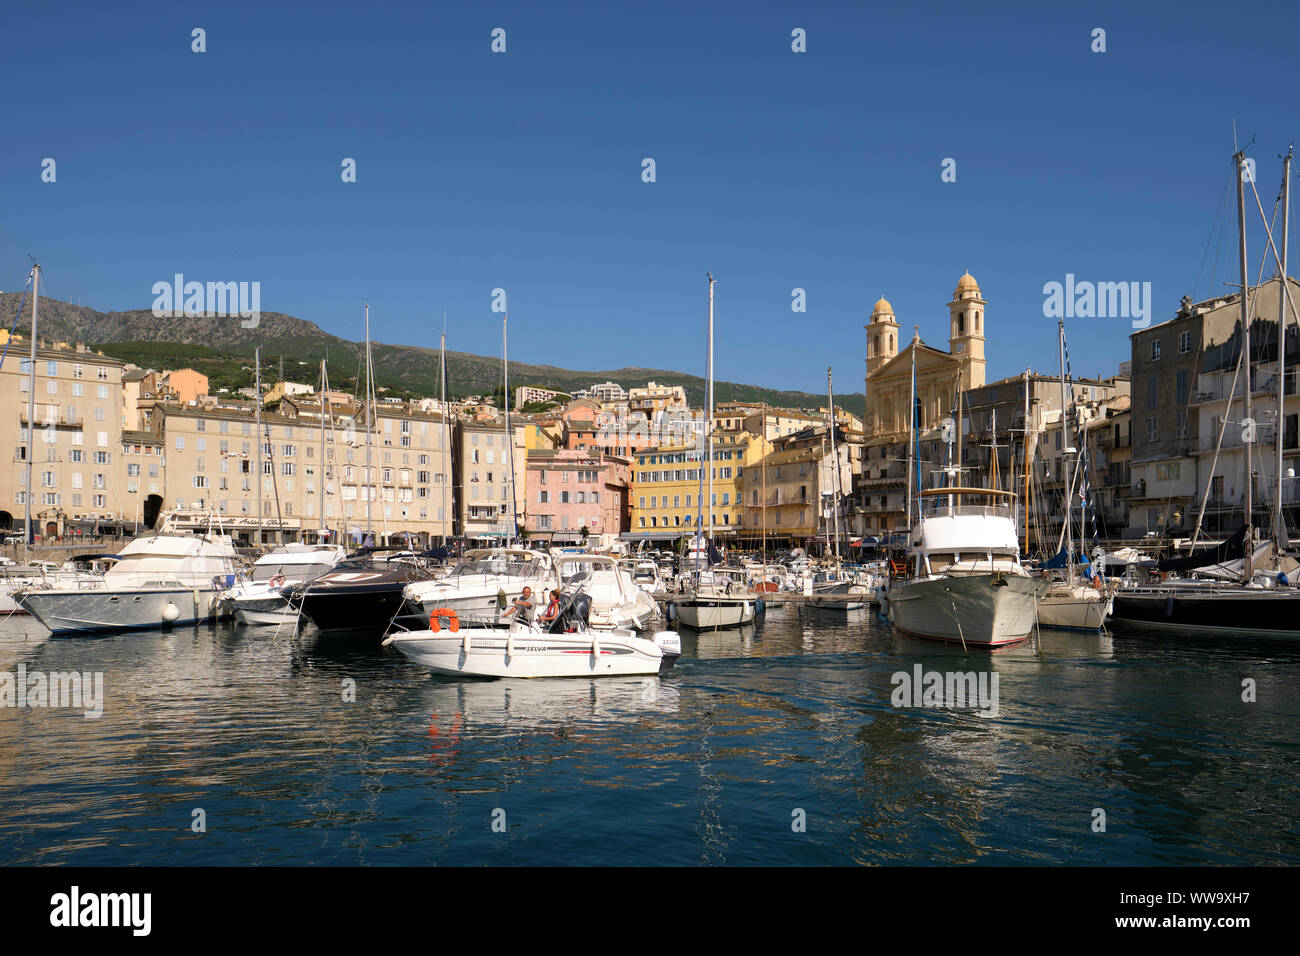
975, 312, 981, 331
957, 313, 965, 334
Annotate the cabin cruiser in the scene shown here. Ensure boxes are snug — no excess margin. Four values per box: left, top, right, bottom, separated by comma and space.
220, 543, 347, 625
402, 548, 556, 624
810, 569, 872, 611
629, 559, 662, 595
14, 528, 238, 635
286, 549, 435, 639
554, 553, 659, 630
672, 566, 758, 629
384, 591, 680, 678
886, 488, 1046, 647
1, 554, 121, 614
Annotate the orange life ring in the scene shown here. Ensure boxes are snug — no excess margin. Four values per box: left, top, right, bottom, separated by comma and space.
429, 608, 460, 633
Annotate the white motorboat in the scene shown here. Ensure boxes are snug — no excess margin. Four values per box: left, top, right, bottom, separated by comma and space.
402, 548, 556, 623
555, 553, 659, 630
15, 521, 239, 635
887, 488, 1046, 647
221, 543, 348, 625
672, 567, 758, 629
384, 592, 681, 678
1035, 578, 1114, 631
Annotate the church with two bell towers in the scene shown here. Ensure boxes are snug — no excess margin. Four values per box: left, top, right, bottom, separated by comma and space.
863, 272, 988, 442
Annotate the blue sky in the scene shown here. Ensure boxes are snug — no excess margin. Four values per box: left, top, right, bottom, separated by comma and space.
3, 1, 1298, 394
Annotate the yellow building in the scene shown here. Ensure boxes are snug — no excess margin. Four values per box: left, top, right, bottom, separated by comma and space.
629, 430, 769, 540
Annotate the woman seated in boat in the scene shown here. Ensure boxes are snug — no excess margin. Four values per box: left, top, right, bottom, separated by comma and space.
540, 588, 564, 623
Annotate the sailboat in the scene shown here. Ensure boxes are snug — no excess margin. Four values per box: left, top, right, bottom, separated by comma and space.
672, 274, 757, 629
1110, 148, 1300, 637
1035, 320, 1114, 631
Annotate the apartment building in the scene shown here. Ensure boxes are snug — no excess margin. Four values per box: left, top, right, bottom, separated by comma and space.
628, 430, 766, 540
157, 399, 453, 546
0, 336, 128, 537
455, 418, 527, 541
524, 448, 630, 543
1127, 277, 1300, 537
745, 425, 854, 548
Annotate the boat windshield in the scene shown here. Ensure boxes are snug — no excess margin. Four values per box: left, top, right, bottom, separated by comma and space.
452, 553, 545, 577
251, 562, 336, 582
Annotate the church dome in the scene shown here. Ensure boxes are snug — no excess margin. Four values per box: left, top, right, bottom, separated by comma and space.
870, 297, 895, 321
954, 272, 980, 296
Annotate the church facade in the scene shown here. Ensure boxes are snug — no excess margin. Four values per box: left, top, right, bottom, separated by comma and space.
856, 273, 989, 534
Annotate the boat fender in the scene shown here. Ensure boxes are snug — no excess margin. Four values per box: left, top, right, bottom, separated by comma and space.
755, 597, 765, 615
162, 602, 180, 623
591, 632, 601, 658
496, 588, 508, 609
1163, 595, 1175, 618
429, 608, 460, 633
666, 602, 676, 622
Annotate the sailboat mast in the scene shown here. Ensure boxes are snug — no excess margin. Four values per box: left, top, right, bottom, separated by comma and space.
1023, 368, 1031, 554
1236, 149, 1254, 579
24, 264, 39, 560
827, 366, 841, 565
503, 315, 517, 548
255, 346, 263, 548
319, 359, 327, 543
1276, 147, 1292, 551
707, 274, 715, 549
1059, 320, 1073, 583
363, 304, 373, 538
906, 329, 916, 529
440, 322, 449, 548
761, 403, 768, 575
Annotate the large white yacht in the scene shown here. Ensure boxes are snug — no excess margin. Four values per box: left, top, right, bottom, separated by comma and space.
886, 488, 1045, 647
219, 543, 348, 625
15, 521, 239, 635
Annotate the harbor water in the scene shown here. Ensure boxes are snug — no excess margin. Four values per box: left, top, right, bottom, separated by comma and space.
1, 609, 1297, 866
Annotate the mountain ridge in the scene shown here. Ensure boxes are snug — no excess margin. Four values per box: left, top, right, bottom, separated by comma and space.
0, 293, 867, 413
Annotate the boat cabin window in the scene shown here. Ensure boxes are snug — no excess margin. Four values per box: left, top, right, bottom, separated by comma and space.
925, 552, 959, 572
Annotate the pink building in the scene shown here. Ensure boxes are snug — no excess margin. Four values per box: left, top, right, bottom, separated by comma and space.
524, 448, 630, 544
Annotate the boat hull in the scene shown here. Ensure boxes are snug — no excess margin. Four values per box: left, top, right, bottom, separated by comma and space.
18, 587, 225, 635
674, 598, 756, 629
388, 627, 676, 678
293, 584, 409, 638
1036, 584, 1113, 631
1110, 585, 1300, 637
888, 574, 1043, 646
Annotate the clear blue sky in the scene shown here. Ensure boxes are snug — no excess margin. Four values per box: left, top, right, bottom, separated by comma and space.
3, 1, 1298, 394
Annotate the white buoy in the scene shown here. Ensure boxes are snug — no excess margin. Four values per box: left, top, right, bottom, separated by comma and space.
162, 603, 181, 623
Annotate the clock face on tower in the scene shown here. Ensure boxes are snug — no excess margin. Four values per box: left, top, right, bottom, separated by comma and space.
956, 342, 966, 353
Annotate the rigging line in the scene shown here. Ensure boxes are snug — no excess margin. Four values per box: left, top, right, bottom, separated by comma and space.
1195, 163, 1234, 300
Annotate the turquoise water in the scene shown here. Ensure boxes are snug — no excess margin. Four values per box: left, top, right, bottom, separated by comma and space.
1, 607, 1297, 865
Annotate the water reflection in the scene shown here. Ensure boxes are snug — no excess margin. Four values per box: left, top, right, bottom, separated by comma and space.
0, 611, 1297, 866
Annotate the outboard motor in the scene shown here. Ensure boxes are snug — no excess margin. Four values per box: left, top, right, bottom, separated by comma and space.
570, 592, 592, 626
142, 494, 164, 531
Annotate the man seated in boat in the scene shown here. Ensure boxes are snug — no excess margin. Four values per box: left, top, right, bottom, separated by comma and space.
503, 586, 536, 626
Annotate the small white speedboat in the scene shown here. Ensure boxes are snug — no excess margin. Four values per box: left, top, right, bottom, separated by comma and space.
221, 543, 347, 625
384, 593, 681, 679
